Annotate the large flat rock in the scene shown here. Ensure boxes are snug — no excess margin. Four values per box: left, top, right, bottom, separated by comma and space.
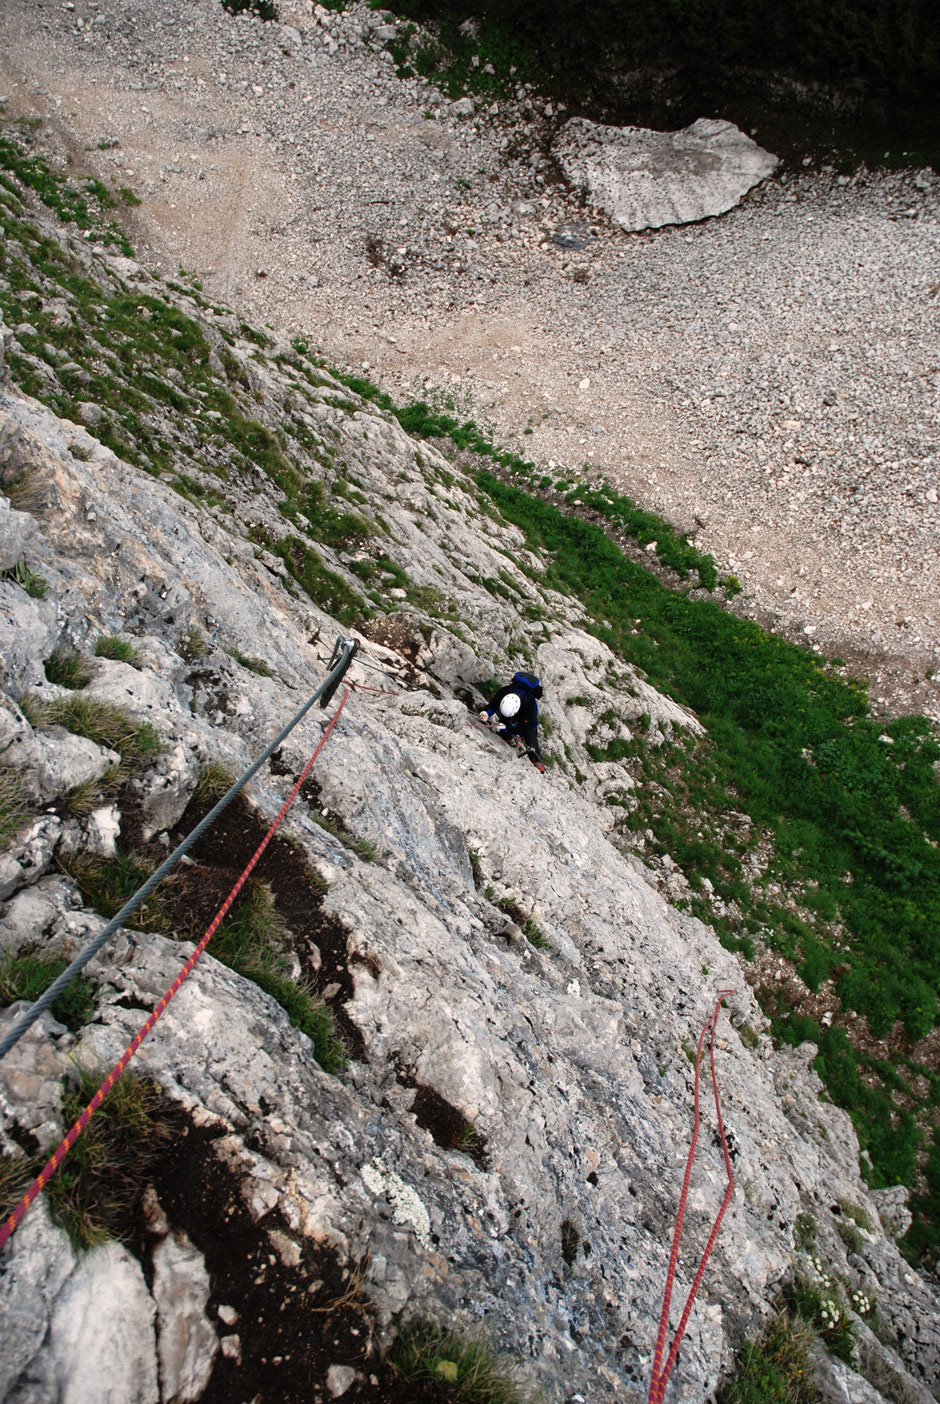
553, 116, 778, 231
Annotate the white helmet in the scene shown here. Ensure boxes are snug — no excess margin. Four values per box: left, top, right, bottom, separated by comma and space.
499, 692, 521, 719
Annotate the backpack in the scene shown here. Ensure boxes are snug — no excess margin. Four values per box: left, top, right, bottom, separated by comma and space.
511, 672, 542, 719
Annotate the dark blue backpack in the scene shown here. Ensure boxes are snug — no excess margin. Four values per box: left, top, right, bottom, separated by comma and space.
512, 672, 542, 720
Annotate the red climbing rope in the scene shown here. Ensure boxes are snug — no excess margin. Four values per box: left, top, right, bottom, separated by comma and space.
349, 679, 401, 696
648, 989, 736, 1404
0, 688, 351, 1253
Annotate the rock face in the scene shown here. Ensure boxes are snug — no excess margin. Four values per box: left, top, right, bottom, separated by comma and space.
0, 192, 938, 1404
553, 116, 779, 230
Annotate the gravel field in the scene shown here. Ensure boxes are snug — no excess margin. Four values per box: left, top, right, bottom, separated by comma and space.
2, 0, 938, 718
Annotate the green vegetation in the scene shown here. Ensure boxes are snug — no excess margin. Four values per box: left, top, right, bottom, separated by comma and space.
783, 1261, 857, 1366
1, 560, 48, 598
21, 694, 161, 772
176, 623, 209, 661
193, 763, 237, 805
94, 635, 143, 667
717, 1311, 820, 1404
203, 879, 345, 1074
390, 1320, 532, 1403
0, 1068, 169, 1252
389, 2, 940, 165
311, 811, 380, 863
43, 647, 91, 690
0, 768, 30, 849
0, 126, 133, 254
267, 532, 368, 627
62, 842, 346, 1075
0, 949, 96, 1030
44, 1069, 168, 1249
60, 848, 165, 931
225, 646, 274, 677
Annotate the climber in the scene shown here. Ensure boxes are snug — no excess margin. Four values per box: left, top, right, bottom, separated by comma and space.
479, 672, 544, 770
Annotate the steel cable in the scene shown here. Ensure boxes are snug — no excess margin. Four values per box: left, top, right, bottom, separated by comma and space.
0, 639, 358, 1062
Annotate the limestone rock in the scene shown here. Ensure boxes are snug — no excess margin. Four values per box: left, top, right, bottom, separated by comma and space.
871, 1186, 913, 1240
0, 815, 62, 902
0, 1007, 70, 1151
0, 582, 58, 696
8, 727, 120, 807
0, 494, 38, 571
553, 116, 779, 231
152, 1230, 218, 1402
45, 1242, 159, 1404
810, 1344, 892, 1404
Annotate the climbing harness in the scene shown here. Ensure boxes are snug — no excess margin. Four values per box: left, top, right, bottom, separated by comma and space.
0, 638, 359, 1064
0, 680, 354, 1252
647, 989, 736, 1404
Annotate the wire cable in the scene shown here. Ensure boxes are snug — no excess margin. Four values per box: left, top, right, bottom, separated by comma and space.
0, 687, 352, 1251
0, 639, 358, 1062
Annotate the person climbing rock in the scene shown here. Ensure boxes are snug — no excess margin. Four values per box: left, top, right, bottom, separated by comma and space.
479, 672, 545, 770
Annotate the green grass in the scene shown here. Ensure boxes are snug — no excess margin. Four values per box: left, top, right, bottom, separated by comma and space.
176, 623, 208, 661
0, 129, 133, 255
0, 1066, 169, 1252
45, 1068, 168, 1249
60, 848, 166, 932
205, 880, 346, 1074
390, 1320, 532, 1403
0, 950, 96, 1030
717, 1311, 820, 1404
43, 647, 91, 690
0, 767, 31, 849
21, 694, 161, 771
94, 635, 142, 667
1, 559, 48, 598
225, 646, 274, 677
271, 534, 369, 627
311, 811, 380, 863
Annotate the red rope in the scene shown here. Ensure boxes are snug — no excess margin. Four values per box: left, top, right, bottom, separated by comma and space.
349, 679, 401, 696
648, 990, 735, 1404
0, 688, 351, 1253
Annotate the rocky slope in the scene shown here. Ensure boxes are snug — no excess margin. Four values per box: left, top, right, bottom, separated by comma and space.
1, 184, 939, 1404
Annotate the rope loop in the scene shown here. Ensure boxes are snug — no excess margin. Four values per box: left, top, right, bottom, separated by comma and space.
648, 989, 735, 1404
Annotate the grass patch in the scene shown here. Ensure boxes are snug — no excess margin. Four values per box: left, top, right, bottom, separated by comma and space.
94, 635, 142, 667
311, 811, 380, 863
390, 1320, 531, 1403
199, 879, 346, 1074
21, 694, 161, 771
193, 763, 237, 805
43, 647, 91, 690
60, 848, 165, 932
176, 623, 209, 662
271, 534, 368, 627
0, 767, 31, 849
1, 559, 48, 598
46, 1068, 169, 1249
717, 1311, 820, 1404
225, 646, 274, 677
0, 949, 96, 1030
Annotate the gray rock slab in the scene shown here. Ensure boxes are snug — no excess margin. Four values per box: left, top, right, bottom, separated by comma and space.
553, 116, 779, 231
152, 1230, 218, 1402
0, 494, 38, 571
0, 581, 57, 696
45, 1242, 159, 1404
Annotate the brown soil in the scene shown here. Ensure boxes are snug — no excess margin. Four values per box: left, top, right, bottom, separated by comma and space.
166, 787, 368, 1060
137, 1103, 453, 1404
